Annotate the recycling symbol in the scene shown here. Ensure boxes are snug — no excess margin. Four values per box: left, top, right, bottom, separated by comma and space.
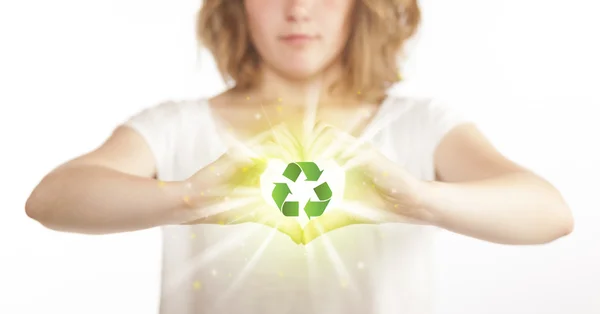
271, 162, 332, 218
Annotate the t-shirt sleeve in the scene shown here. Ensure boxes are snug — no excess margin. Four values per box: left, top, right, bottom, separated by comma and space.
420, 98, 474, 180
426, 98, 472, 151
121, 100, 184, 178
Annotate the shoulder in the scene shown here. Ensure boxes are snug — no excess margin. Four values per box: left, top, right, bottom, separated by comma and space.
383, 93, 469, 128
383, 93, 460, 116
124, 97, 209, 127
140, 97, 208, 117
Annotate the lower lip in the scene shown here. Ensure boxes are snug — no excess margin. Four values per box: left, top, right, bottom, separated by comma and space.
280, 36, 316, 46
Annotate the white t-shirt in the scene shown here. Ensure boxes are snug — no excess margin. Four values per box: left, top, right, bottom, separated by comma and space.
124, 93, 468, 314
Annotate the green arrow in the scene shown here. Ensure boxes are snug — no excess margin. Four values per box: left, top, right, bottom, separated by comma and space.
282, 163, 302, 182
313, 182, 332, 200
304, 182, 333, 218
304, 199, 330, 218
272, 183, 292, 209
281, 201, 299, 216
296, 162, 324, 181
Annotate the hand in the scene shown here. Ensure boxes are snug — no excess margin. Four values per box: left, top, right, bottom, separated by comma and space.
302, 123, 428, 244
180, 124, 304, 244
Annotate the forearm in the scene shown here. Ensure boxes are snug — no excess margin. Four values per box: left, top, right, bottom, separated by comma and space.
419, 172, 574, 245
25, 165, 193, 234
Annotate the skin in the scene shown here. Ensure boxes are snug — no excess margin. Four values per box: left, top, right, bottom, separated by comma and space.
25, 0, 573, 245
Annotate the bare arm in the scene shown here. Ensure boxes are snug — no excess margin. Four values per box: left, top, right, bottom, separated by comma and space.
25, 126, 193, 234
420, 123, 574, 245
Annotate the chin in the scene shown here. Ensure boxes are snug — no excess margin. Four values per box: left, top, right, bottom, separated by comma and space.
275, 64, 325, 82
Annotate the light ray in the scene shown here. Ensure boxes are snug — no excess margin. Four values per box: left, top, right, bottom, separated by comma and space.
214, 217, 279, 307
163, 225, 259, 296
311, 225, 360, 293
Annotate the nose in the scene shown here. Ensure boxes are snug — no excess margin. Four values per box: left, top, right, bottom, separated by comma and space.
286, 0, 311, 22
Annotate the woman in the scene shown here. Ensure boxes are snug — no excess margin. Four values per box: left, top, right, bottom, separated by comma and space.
25, 0, 573, 313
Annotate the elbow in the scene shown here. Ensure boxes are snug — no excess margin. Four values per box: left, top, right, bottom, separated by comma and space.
559, 207, 574, 237
25, 177, 58, 226
541, 205, 574, 244
25, 190, 48, 223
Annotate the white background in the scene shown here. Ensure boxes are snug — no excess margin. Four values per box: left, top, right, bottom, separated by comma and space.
1, 0, 599, 313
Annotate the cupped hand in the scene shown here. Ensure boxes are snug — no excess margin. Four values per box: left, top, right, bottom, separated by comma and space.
180, 124, 305, 244
302, 123, 428, 244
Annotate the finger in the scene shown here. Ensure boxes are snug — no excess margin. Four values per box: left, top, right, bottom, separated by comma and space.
310, 121, 331, 140
336, 133, 372, 161
306, 121, 333, 147
318, 135, 356, 162
340, 149, 375, 171
255, 214, 303, 245
308, 126, 348, 160
255, 141, 296, 162
206, 157, 257, 188
272, 123, 301, 149
302, 211, 373, 244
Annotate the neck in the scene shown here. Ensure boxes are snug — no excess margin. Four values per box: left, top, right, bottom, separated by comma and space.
246, 62, 359, 108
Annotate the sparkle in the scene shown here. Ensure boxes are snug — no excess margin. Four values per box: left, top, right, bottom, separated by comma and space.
183, 196, 191, 205
242, 167, 248, 172
276, 105, 283, 113
190, 233, 196, 239
157, 180, 166, 187
278, 271, 284, 277
391, 188, 397, 194
357, 91, 361, 95
254, 113, 261, 120
383, 171, 388, 177
246, 96, 250, 100
218, 220, 225, 225
193, 281, 202, 290
394, 204, 399, 208
357, 261, 365, 269
211, 269, 218, 276
200, 191, 204, 196
278, 97, 283, 102
209, 166, 215, 172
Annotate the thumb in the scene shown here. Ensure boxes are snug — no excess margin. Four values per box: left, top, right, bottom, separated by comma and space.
302, 211, 371, 245
257, 215, 304, 245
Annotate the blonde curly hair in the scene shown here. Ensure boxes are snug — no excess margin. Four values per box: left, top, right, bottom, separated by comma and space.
196, 0, 421, 103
